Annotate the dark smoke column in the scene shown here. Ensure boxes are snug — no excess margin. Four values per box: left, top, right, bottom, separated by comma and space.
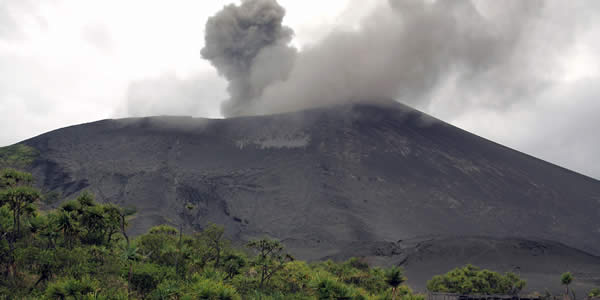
201, 0, 296, 117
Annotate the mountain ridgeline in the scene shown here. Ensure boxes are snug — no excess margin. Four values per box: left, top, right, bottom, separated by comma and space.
4, 100, 600, 291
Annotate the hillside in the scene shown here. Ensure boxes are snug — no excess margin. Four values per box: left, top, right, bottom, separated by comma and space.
4, 100, 600, 292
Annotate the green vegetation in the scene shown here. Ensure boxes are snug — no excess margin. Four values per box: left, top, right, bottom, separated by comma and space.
385, 266, 406, 300
0, 144, 38, 168
0, 169, 426, 299
426, 264, 526, 295
561, 272, 574, 300
5, 168, 581, 300
589, 288, 600, 298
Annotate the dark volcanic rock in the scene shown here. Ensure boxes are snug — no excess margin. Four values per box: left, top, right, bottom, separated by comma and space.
397, 236, 600, 293
9, 100, 600, 292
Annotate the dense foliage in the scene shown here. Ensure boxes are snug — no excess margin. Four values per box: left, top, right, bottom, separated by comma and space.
426, 265, 526, 295
0, 145, 38, 168
0, 168, 425, 299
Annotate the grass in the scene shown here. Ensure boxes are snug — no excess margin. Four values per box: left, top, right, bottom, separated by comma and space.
0, 144, 38, 168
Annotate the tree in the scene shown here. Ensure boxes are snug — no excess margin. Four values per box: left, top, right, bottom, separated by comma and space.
79, 204, 105, 245
188, 277, 240, 300
589, 288, 600, 298
118, 206, 137, 248
138, 225, 179, 266
222, 252, 247, 280
385, 266, 406, 300
0, 168, 32, 189
561, 272, 573, 299
246, 239, 292, 289
100, 204, 123, 245
201, 223, 227, 268
314, 277, 364, 300
427, 265, 526, 295
122, 243, 142, 296
501, 271, 527, 296
56, 210, 79, 249
0, 185, 40, 238
128, 263, 164, 298
0, 180, 40, 279
0, 205, 13, 279
45, 276, 97, 300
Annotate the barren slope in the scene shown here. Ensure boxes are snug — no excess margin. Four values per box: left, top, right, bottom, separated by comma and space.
6, 101, 600, 292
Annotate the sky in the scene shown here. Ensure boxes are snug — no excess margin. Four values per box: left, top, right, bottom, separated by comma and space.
0, 0, 599, 180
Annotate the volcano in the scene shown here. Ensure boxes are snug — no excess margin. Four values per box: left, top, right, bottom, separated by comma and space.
4, 100, 600, 292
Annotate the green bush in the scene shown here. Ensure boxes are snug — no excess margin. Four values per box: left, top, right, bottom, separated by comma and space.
313, 276, 367, 300
316, 258, 388, 294
0, 144, 38, 168
375, 287, 424, 300
245, 290, 313, 300
186, 277, 241, 300
269, 260, 313, 294
222, 252, 248, 279
44, 276, 98, 299
130, 263, 174, 297
138, 225, 179, 266
426, 264, 526, 295
150, 280, 184, 300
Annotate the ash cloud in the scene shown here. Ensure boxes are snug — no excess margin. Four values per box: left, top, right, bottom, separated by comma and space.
252, 0, 548, 115
124, 73, 225, 118
200, 0, 296, 117
202, 0, 584, 118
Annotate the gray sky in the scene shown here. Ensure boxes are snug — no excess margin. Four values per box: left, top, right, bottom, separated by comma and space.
1, 0, 599, 180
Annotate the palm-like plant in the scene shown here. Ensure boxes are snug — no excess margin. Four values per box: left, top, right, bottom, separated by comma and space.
56, 210, 79, 248
79, 205, 105, 244
246, 239, 291, 289
561, 272, 574, 300
40, 215, 61, 249
46, 283, 67, 300
122, 243, 142, 296
386, 266, 406, 300
0, 186, 41, 238
0, 168, 32, 188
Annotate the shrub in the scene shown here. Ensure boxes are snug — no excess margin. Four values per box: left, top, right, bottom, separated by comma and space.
138, 226, 179, 266
313, 277, 367, 300
269, 261, 313, 294
246, 290, 313, 300
130, 263, 174, 297
426, 265, 526, 295
150, 280, 183, 300
0, 144, 38, 168
222, 252, 248, 279
375, 287, 424, 300
44, 276, 98, 299
186, 277, 241, 300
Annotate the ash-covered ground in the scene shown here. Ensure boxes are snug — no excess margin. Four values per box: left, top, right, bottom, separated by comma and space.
14, 101, 600, 293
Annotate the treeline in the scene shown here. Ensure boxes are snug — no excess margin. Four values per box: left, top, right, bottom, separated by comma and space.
0, 168, 590, 299
0, 168, 421, 299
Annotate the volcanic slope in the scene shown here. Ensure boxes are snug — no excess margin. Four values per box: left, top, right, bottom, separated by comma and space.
7, 100, 600, 292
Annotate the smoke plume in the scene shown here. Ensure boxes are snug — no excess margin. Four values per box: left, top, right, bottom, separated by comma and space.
201, 0, 296, 117
203, 0, 581, 117
124, 73, 225, 118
